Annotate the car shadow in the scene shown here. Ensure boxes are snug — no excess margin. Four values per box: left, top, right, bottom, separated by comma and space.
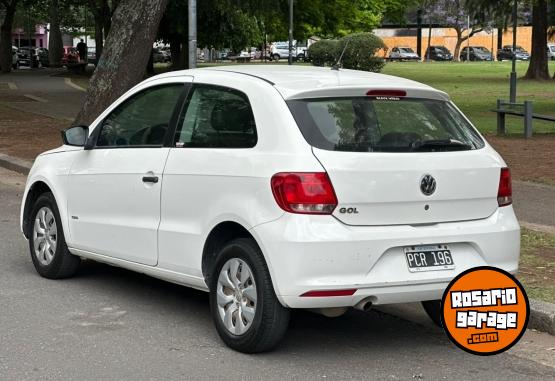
74, 259, 449, 354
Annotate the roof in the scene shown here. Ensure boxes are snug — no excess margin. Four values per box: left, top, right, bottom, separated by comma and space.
156, 65, 448, 101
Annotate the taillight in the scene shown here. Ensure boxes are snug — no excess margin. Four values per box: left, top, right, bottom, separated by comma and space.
497, 167, 512, 207
271, 172, 338, 215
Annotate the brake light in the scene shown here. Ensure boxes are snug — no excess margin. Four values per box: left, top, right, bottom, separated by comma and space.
271, 172, 338, 214
497, 167, 512, 207
366, 89, 407, 97
300, 289, 357, 297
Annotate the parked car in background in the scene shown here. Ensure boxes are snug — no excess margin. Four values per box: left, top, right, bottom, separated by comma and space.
87, 47, 97, 65
12, 46, 19, 69
389, 47, 420, 61
17, 47, 49, 68
424, 46, 453, 61
460, 46, 493, 61
548, 44, 555, 60
270, 42, 307, 62
497, 45, 530, 61
62, 46, 79, 66
153, 48, 170, 63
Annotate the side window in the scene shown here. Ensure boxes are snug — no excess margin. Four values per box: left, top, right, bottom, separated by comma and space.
175, 84, 257, 148
96, 84, 184, 147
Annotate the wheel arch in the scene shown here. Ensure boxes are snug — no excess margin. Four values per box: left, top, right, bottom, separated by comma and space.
22, 180, 55, 238
201, 221, 262, 287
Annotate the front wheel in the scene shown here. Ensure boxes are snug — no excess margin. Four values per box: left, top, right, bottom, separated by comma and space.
209, 238, 290, 353
422, 300, 442, 327
272, 54, 280, 62
29, 192, 80, 279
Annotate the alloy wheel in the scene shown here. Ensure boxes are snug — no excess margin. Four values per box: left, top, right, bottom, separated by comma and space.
33, 206, 57, 265
216, 258, 257, 335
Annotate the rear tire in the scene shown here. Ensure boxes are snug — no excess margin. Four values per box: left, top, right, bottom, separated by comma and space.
422, 300, 443, 327
209, 238, 290, 353
28, 192, 80, 279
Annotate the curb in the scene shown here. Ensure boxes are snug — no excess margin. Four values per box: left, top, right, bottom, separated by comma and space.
0, 153, 32, 175
529, 298, 555, 335
0, 152, 553, 336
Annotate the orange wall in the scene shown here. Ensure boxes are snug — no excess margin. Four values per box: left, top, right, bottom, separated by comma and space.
376, 26, 553, 58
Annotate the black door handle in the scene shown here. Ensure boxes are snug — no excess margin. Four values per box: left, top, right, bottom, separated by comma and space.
142, 176, 159, 184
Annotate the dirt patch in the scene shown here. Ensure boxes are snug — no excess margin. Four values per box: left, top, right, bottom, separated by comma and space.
486, 134, 555, 185
518, 229, 555, 303
0, 103, 69, 160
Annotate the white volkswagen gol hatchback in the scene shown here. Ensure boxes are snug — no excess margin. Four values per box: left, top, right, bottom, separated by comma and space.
21, 66, 520, 353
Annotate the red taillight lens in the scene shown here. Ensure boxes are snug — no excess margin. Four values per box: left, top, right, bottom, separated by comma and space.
271, 172, 338, 215
497, 167, 512, 207
366, 89, 407, 97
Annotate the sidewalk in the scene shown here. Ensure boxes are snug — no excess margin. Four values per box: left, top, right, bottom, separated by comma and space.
0, 68, 86, 121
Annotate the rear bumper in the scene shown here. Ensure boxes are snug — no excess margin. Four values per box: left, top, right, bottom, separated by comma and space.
251, 206, 520, 309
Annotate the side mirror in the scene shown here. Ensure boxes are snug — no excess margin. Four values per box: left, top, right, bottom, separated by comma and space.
61, 125, 88, 147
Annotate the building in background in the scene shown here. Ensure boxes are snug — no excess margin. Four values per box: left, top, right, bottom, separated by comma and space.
12, 24, 47, 48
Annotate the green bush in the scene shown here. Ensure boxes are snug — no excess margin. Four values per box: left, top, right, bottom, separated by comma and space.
337, 33, 387, 72
308, 33, 387, 73
308, 39, 339, 67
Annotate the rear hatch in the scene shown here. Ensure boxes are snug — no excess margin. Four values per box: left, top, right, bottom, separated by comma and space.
287, 90, 500, 226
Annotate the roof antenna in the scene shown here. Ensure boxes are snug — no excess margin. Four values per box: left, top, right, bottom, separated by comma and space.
331, 39, 349, 71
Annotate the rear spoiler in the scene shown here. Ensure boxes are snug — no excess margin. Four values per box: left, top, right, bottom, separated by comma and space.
281, 86, 450, 102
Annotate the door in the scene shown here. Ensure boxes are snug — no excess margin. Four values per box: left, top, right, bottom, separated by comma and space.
67, 83, 187, 265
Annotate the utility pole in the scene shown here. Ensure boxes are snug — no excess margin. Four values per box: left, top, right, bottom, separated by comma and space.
416, 10, 422, 60
466, 15, 470, 62
288, 0, 293, 65
509, 0, 517, 103
188, 0, 197, 69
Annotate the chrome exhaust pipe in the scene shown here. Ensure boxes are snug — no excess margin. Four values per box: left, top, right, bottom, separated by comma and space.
355, 298, 373, 312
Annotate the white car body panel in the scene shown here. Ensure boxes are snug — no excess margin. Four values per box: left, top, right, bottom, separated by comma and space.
21, 65, 520, 310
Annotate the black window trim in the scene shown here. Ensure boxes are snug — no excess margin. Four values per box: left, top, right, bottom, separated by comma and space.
89, 82, 191, 150
172, 82, 258, 149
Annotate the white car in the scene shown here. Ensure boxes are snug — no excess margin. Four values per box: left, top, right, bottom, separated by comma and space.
270, 42, 307, 61
548, 44, 555, 60
20, 66, 520, 353
389, 47, 420, 61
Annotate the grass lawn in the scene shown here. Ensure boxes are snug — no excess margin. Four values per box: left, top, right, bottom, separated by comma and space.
519, 229, 555, 304
382, 61, 555, 134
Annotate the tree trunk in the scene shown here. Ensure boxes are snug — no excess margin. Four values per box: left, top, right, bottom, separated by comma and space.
169, 34, 182, 69
75, 0, 169, 125
0, 0, 17, 73
93, 14, 103, 61
497, 27, 503, 51
48, 0, 63, 67
102, 0, 111, 37
426, 21, 432, 61
524, 0, 550, 80
453, 29, 463, 62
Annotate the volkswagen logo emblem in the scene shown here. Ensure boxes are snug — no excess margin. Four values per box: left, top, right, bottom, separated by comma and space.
420, 175, 436, 196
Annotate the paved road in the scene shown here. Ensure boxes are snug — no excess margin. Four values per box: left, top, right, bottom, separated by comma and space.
1, 170, 554, 380
513, 181, 555, 229
0, 68, 85, 121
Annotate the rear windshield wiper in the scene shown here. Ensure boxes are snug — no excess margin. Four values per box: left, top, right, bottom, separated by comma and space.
410, 139, 472, 152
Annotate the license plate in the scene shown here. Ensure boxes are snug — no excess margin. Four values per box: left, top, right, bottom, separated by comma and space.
404, 245, 455, 272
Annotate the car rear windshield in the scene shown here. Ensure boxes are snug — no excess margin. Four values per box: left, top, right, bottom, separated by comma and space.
287, 97, 485, 153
